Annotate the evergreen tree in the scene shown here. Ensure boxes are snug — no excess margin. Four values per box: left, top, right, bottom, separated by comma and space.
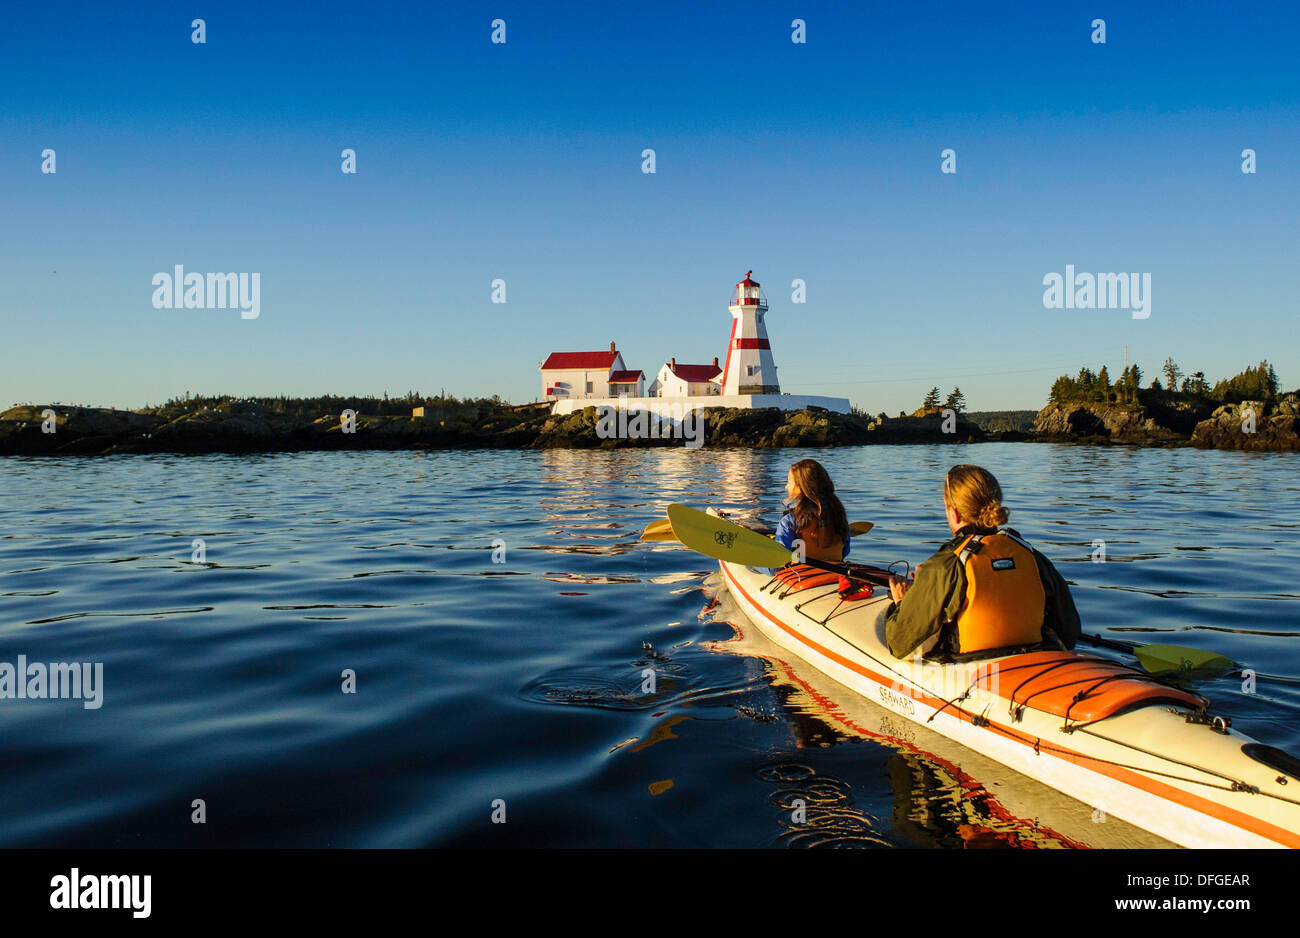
922, 387, 941, 409
1096, 365, 1111, 400
944, 387, 966, 412
1211, 361, 1277, 402
1162, 358, 1182, 391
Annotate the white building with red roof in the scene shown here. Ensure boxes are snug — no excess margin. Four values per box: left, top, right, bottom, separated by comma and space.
540, 342, 644, 400
647, 357, 723, 398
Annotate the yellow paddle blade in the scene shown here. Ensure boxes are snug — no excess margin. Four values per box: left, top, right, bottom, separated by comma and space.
640, 519, 676, 541
1133, 643, 1235, 677
666, 504, 796, 567
644, 513, 871, 546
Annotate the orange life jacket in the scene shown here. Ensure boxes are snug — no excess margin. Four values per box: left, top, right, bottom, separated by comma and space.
794, 522, 844, 563
951, 530, 1046, 654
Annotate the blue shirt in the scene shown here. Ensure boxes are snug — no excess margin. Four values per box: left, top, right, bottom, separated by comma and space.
775, 501, 850, 559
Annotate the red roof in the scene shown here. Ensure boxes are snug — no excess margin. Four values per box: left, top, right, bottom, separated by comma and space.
738, 269, 759, 287
670, 363, 722, 383
608, 370, 644, 383
541, 351, 619, 371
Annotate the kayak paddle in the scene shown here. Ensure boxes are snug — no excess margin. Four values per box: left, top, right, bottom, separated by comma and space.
665, 503, 889, 584
1081, 634, 1235, 677
641, 515, 873, 543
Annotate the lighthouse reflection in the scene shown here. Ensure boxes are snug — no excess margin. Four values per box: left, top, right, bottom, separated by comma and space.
533, 448, 785, 557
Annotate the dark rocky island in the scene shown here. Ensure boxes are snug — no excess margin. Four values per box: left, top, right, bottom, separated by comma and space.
3, 357, 1296, 455
0, 400, 990, 455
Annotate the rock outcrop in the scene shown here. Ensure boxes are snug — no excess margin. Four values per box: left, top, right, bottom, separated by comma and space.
1190, 397, 1300, 452
0, 405, 164, 455
1033, 398, 1209, 444
531, 406, 987, 448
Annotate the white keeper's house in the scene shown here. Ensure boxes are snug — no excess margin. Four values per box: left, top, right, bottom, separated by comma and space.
541, 272, 850, 416
646, 358, 723, 398
540, 343, 645, 400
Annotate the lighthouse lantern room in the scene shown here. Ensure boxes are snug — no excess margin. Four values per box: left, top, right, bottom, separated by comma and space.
721, 271, 780, 396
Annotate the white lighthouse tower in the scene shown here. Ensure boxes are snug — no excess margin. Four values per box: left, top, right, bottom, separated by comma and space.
721, 271, 780, 395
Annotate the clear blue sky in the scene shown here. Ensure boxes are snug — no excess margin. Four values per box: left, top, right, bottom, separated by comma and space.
2, 0, 1297, 414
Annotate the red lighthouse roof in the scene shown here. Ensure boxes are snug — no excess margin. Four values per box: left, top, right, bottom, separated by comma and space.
738, 270, 759, 288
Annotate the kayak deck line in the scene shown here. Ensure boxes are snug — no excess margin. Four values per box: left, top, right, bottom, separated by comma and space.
719, 557, 1300, 848
1073, 724, 1300, 807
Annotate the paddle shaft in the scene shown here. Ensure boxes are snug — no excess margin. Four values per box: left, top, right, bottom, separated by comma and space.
785, 555, 894, 587
1081, 632, 1139, 654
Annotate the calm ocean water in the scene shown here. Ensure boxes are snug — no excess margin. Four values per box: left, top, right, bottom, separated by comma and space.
2, 444, 1298, 847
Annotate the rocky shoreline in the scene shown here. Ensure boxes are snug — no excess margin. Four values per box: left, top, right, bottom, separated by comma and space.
2, 395, 1296, 455
0, 402, 991, 455
1034, 394, 1299, 452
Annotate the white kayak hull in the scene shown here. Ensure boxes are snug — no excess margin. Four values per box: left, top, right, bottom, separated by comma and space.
717, 555, 1300, 849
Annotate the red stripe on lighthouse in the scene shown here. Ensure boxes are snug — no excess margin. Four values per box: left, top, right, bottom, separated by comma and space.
720, 315, 739, 395
733, 338, 771, 349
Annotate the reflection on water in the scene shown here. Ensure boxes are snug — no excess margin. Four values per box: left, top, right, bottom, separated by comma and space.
760, 763, 894, 848
0, 444, 1295, 847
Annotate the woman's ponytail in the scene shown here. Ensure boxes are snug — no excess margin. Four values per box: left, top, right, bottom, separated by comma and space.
945, 465, 1009, 528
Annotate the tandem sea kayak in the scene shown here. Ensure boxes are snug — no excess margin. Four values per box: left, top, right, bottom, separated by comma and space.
713, 547, 1300, 849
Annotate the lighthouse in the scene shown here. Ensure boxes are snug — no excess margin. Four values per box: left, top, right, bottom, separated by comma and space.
721, 271, 780, 395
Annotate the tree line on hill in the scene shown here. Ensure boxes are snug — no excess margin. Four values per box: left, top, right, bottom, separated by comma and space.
147, 390, 515, 421
1048, 360, 1282, 405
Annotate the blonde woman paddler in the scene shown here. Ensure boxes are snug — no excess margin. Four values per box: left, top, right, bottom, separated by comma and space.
885, 464, 1081, 660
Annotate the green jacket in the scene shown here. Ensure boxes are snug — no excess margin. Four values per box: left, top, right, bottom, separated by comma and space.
883, 525, 1081, 659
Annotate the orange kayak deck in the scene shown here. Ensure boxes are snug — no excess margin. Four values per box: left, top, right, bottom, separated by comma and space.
978, 651, 1206, 725
770, 567, 841, 592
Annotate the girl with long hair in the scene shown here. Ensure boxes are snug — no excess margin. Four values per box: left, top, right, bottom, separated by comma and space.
774, 459, 851, 562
